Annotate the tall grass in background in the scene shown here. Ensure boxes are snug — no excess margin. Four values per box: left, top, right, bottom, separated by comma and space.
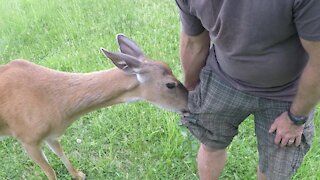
0, 0, 319, 179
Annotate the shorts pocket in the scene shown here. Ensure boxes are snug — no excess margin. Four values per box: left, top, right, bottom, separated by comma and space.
187, 66, 211, 113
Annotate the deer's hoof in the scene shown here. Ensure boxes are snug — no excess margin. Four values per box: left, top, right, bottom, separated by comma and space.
73, 171, 86, 180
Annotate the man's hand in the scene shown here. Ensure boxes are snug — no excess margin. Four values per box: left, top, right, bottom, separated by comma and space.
269, 111, 304, 147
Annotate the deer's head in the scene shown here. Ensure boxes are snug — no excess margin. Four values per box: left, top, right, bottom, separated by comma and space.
100, 34, 189, 115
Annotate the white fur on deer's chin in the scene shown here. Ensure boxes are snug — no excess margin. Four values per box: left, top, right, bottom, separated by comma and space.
124, 97, 143, 103
123, 97, 177, 113
151, 103, 190, 117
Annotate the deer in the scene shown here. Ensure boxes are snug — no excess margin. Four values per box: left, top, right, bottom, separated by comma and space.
0, 34, 189, 180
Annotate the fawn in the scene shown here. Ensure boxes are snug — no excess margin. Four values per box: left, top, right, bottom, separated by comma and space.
0, 34, 189, 179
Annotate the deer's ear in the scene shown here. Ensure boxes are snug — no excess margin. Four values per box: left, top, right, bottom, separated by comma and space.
100, 48, 142, 74
116, 34, 144, 59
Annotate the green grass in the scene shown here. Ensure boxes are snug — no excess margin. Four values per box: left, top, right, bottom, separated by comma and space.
0, 0, 319, 179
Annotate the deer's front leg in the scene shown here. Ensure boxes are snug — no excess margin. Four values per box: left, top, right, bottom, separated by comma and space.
22, 142, 57, 180
46, 138, 86, 180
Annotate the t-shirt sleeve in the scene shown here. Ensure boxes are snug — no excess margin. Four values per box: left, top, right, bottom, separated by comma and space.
175, 0, 205, 36
293, 0, 320, 41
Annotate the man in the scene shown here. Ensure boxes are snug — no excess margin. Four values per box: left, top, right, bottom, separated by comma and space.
175, 0, 320, 179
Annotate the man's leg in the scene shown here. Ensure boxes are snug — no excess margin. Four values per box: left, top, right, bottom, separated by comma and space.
197, 144, 226, 180
183, 66, 255, 179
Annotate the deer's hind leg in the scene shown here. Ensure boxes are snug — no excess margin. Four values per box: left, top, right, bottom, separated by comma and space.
46, 138, 86, 180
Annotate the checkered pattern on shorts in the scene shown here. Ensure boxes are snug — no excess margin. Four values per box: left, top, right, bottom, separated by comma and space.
182, 64, 314, 179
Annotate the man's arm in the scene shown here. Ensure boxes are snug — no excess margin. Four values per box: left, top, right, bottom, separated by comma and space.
180, 30, 210, 90
269, 39, 320, 146
290, 39, 320, 116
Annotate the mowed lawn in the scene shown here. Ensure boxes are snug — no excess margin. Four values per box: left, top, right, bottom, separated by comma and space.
0, 0, 319, 179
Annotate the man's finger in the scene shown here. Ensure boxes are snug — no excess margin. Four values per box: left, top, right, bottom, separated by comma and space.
295, 136, 302, 146
269, 123, 277, 133
287, 138, 295, 146
280, 137, 289, 147
274, 134, 282, 145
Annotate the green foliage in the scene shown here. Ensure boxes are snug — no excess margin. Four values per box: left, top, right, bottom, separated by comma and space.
0, 0, 319, 179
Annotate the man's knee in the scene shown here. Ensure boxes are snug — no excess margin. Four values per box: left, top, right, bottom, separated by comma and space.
200, 143, 226, 154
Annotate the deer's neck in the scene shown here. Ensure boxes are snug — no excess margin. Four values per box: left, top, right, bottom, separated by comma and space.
60, 68, 140, 118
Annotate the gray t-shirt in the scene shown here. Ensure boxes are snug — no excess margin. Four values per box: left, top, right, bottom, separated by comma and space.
176, 0, 320, 101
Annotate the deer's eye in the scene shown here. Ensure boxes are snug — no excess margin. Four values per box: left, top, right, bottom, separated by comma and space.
166, 82, 176, 89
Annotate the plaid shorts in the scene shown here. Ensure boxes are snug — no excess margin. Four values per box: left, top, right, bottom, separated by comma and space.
182, 65, 314, 179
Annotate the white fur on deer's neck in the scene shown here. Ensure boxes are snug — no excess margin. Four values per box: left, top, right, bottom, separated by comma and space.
136, 74, 148, 83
